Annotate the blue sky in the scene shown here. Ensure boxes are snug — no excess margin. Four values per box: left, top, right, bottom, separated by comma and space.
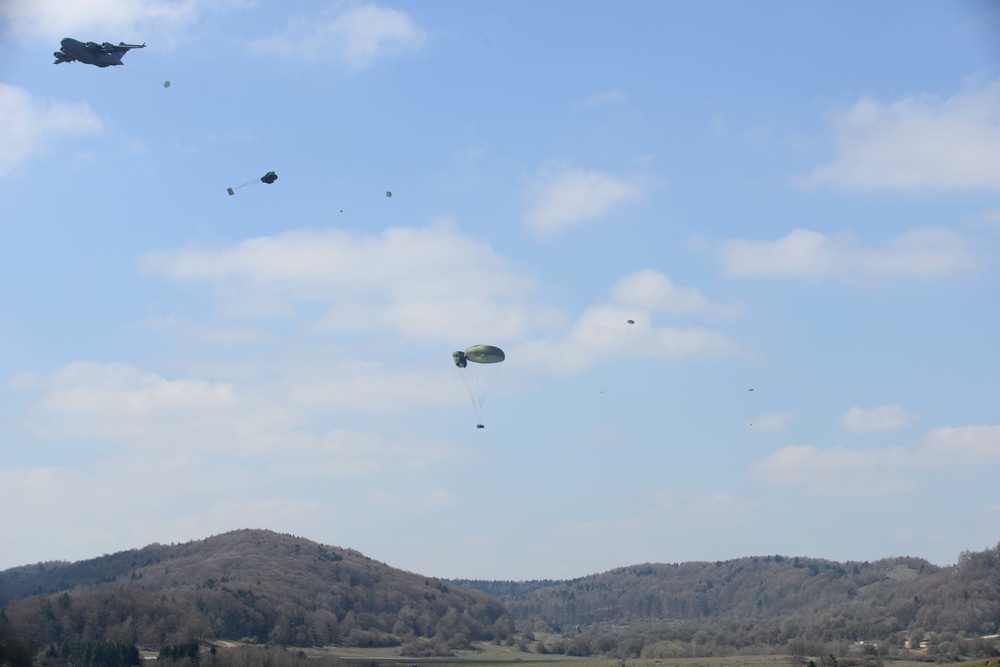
1, 0, 999, 581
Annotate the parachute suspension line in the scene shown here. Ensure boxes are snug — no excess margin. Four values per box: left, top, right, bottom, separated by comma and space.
228, 179, 261, 195
233, 179, 259, 190
340, 191, 392, 214
459, 368, 478, 413
470, 363, 501, 412
121, 67, 170, 88
452, 345, 504, 427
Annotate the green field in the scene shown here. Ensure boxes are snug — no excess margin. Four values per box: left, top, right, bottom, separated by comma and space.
307, 643, 962, 667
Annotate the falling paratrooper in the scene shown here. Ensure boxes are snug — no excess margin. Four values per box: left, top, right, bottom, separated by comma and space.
452, 344, 505, 429
228, 171, 278, 196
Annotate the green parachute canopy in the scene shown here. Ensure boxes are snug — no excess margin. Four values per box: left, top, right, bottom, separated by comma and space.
464, 344, 505, 364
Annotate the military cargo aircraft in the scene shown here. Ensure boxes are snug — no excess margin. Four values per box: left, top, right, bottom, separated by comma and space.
54, 38, 146, 67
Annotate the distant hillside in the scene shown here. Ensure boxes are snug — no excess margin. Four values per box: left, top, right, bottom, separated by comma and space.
453, 545, 1000, 660
4, 532, 1000, 663
0, 529, 512, 653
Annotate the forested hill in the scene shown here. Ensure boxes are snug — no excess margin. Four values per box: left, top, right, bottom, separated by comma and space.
454, 545, 1000, 643
4, 532, 1000, 661
0, 529, 512, 650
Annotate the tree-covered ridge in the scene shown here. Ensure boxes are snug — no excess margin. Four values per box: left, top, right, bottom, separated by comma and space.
0, 529, 512, 651
459, 555, 942, 626
453, 545, 1000, 656
4, 531, 1000, 663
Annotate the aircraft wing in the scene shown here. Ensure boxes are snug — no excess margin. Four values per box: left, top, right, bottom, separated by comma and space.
53, 51, 75, 64
117, 42, 146, 50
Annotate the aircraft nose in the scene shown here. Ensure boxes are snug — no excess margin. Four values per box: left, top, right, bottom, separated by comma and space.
60, 38, 71, 47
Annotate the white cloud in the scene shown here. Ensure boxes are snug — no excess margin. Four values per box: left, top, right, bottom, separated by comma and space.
1, 0, 199, 42
841, 405, 916, 432
266, 429, 386, 478
286, 360, 462, 414
523, 165, 642, 237
637, 487, 760, 530
754, 423, 1000, 497
12, 355, 481, 454
511, 270, 743, 373
364, 488, 458, 514
15, 361, 238, 442
553, 520, 608, 540
806, 79, 1000, 190
916, 424, 1000, 466
139, 220, 536, 343
249, 3, 426, 69
0, 460, 341, 567
0, 84, 102, 177
719, 227, 975, 282
10, 356, 476, 478
750, 412, 794, 432
753, 444, 915, 497
519, 488, 760, 577
611, 268, 741, 315
35, 361, 234, 413
963, 208, 1000, 233
512, 303, 742, 373
574, 88, 626, 110
133, 315, 272, 346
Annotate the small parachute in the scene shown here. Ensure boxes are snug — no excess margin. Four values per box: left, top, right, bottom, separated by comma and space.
228, 171, 278, 195
453, 344, 505, 427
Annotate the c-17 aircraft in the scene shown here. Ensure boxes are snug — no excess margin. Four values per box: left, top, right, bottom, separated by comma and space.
53, 38, 146, 67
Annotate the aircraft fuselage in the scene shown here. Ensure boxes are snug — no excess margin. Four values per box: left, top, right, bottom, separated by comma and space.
54, 38, 144, 67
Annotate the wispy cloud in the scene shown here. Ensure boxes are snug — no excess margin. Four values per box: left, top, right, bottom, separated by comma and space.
0, 0, 199, 42
750, 412, 794, 433
364, 489, 459, 515
519, 487, 760, 577
249, 3, 426, 69
139, 220, 537, 343
806, 79, 1000, 190
523, 164, 642, 238
753, 444, 915, 497
841, 405, 917, 432
573, 88, 626, 110
719, 227, 975, 283
917, 424, 1000, 466
512, 271, 743, 373
638, 487, 760, 528
13, 361, 238, 442
0, 84, 102, 177
0, 460, 339, 567
612, 268, 741, 316
754, 423, 1000, 496
963, 208, 1000, 233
